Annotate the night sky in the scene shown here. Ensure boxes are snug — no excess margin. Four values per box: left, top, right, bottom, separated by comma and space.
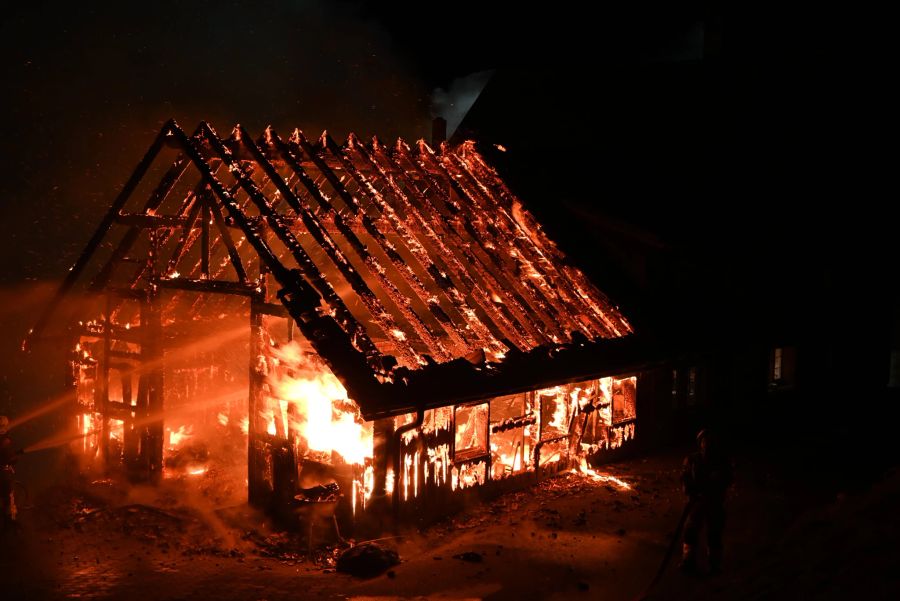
0, 8, 896, 596
0, 1, 739, 279
0, 1, 890, 347
2, 1, 433, 285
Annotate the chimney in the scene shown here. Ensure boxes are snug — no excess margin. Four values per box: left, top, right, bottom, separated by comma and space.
432, 117, 447, 149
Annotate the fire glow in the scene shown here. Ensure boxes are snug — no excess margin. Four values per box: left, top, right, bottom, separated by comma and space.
45, 121, 644, 531
263, 340, 373, 467
167, 425, 193, 448
575, 457, 632, 491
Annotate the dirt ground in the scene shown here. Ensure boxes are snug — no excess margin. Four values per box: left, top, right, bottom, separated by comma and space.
1, 444, 897, 601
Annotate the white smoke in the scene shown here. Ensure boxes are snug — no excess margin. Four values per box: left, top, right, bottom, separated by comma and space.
431, 70, 495, 138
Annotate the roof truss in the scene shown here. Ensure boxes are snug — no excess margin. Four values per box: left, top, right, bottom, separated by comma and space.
29, 120, 633, 418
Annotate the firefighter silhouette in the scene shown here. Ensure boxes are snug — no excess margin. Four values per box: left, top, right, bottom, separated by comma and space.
681, 428, 732, 572
0, 416, 18, 529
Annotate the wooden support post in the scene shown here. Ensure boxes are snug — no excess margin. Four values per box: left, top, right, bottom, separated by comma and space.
206, 190, 248, 283
122, 367, 140, 474
141, 230, 165, 481
141, 296, 164, 481
201, 196, 210, 279
248, 297, 270, 508
372, 417, 393, 514
271, 441, 298, 528
99, 294, 112, 467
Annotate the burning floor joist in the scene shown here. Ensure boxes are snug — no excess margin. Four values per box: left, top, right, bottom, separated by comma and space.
27, 120, 641, 536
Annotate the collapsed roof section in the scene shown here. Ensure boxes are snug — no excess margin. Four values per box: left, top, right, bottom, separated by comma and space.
29, 120, 633, 418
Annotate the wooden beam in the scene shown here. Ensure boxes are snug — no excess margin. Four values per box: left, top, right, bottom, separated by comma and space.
154, 277, 257, 296
250, 300, 290, 318
200, 197, 210, 278
165, 188, 203, 275
114, 213, 190, 228
26, 122, 178, 345
206, 190, 248, 283
106, 286, 147, 300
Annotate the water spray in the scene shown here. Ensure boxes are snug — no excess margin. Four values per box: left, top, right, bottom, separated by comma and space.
9, 324, 247, 448
21, 427, 101, 454
8, 391, 77, 430
19, 388, 247, 455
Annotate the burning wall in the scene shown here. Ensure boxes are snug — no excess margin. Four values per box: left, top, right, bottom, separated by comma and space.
71, 309, 637, 528
388, 375, 637, 523
248, 320, 375, 521
35, 119, 640, 531
70, 296, 250, 494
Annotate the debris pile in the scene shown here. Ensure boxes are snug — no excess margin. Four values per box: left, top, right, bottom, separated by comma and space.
336, 542, 400, 578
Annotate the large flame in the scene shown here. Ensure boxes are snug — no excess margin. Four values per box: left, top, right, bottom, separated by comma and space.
167, 425, 193, 449
264, 341, 373, 466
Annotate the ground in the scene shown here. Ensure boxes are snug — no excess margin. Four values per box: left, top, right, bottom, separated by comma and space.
1, 445, 897, 600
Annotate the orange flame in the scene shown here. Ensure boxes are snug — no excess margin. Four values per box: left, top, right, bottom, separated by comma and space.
574, 457, 631, 490
167, 425, 193, 449
385, 467, 395, 496
264, 341, 373, 466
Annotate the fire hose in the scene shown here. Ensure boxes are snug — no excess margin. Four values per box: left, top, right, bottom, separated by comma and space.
2, 449, 32, 517
633, 498, 696, 601
13, 480, 33, 511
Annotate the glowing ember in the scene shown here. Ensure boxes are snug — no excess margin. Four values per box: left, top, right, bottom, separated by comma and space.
167, 425, 193, 449
362, 465, 374, 506
385, 467, 395, 495
413, 450, 419, 498
109, 419, 124, 443
451, 461, 486, 491
536, 385, 569, 435
426, 444, 450, 486
574, 457, 631, 490
77, 413, 94, 453
403, 452, 412, 500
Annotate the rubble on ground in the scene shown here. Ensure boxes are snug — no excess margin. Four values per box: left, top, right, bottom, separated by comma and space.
336, 542, 400, 578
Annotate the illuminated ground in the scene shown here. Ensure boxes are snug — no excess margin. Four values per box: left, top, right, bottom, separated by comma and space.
2, 446, 896, 601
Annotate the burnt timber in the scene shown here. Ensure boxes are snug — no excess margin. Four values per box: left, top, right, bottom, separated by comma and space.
29, 120, 638, 419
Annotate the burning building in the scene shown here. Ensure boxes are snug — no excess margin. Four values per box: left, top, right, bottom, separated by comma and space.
28, 120, 641, 531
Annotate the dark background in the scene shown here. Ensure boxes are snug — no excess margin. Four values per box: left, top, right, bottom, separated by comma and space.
0, 1, 895, 456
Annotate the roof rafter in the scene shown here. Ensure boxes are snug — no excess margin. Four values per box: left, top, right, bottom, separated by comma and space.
28, 120, 634, 417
